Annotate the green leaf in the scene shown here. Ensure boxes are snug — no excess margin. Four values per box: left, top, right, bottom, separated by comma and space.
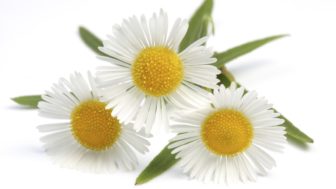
213, 34, 288, 67
79, 26, 106, 56
11, 95, 42, 108
279, 114, 314, 143
179, 0, 214, 51
219, 68, 313, 143
135, 145, 179, 185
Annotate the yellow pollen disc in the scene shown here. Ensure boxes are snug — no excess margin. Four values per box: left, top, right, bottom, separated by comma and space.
71, 100, 121, 151
132, 46, 184, 97
201, 109, 254, 156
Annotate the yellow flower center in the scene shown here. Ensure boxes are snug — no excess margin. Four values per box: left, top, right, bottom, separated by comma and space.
201, 109, 253, 156
131, 47, 184, 96
71, 100, 121, 151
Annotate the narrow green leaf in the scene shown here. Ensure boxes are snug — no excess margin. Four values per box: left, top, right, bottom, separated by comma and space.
179, 0, 214, 51
79, 26, 106, 56
11, 95, 42, 108
213, 34, 288, 67
219, 67, 313, 143
279, 114, 314, 143
135, 145, 179, 185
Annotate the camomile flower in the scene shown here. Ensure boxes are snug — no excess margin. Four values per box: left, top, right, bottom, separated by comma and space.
37, 72, 150, 172
169, 83, 286, 183
96, 10, 220, 133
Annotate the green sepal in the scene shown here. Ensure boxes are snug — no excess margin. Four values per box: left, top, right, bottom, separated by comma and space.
11, 95, 42, 108
213, 34, 288, 67
179, 0, 214, 51
135, 145, 179, 185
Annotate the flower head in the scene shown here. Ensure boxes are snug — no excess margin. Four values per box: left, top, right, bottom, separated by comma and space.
169, 83, 286, 183
38, 72, 150, 172
97, 10, 220, 133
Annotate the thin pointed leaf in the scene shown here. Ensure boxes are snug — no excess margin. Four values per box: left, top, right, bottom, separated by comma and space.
11, 95, 42, 108
179, 0, 214, 51
213, 34, 288, 67
135, 145, 179, 185
279, 114, 314, 143
79, 26, 106, 56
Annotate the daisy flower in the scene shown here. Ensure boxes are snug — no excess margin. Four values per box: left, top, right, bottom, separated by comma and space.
169, 83, 286, 183
96, 10, 220, 133
37, 72, 150, 172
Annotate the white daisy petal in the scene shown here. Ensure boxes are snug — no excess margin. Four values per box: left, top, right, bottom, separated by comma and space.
217, 157, 228, 184
128, 16, 148, 48
248, 145, 276, 169
37, 122, 70, 132
178, 144, 205, 171
99, 53, 130, 67
38, 101, 70, 117
170, 125, 199, 133
111, 87, 143, 122
134, 97, 151, 131
169, 136, 200, 149
254, 138, 285, 152
189, 148, 213, 178
38, 111, 69, 119
120, 130, 150, 154
145, 97, 159, 133
252, 118, 285, 128
171, 140, 201, 155
117, 139, 138, 165
170, 131, 200, 142
99, 83, 133, 102
168, 19, 188, 50
179, 36, 209, 56
40, 130, 72, 144
42, 93, 75, 111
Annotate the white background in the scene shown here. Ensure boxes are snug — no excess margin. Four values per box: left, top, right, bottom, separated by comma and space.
0, 0, 335, 188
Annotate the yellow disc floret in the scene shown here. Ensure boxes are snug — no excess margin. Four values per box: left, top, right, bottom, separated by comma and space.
201, 109, 253, 156
132, 47, 184, 97
71, 100, 121, 151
